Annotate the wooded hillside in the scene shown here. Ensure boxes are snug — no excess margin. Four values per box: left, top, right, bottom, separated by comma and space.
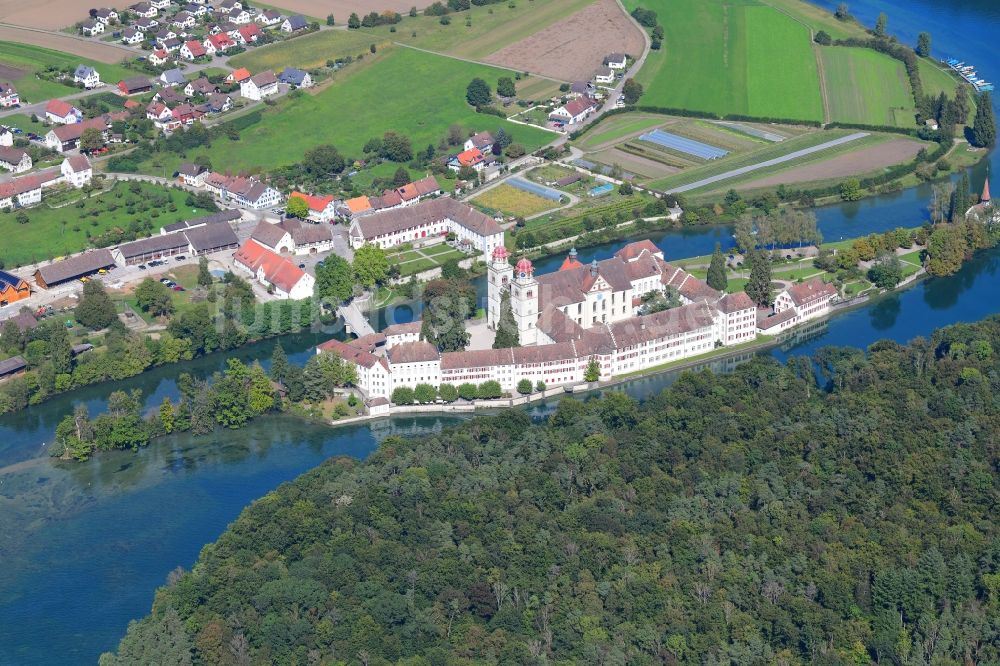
104, 317, 1000, 665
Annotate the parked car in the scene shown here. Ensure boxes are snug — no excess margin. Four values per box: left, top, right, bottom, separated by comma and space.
172, 285, 184, 291
138, 264, 147, 270
174, 255, 186, 261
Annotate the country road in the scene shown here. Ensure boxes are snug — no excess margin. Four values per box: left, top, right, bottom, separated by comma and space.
668, 132, 870, 194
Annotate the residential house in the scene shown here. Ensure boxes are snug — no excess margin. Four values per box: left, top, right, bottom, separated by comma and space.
149, 0, 171, 9
772, 278, 838, 325
233, 239, 315, 299
0, 128, 12, 145
240, 70, 278, 100
604, 52, 627, 69
177, 162, 206, 186
593, 66, 614, 85
171, 103, 202, 126
448, 147, 491, 173
44, 114, 124, 152
94, 8, 119, 24
45, 99, 81, 125
180, 39, 207, 59
155, 86, 187, 105
288, 191, 338, 223
0, 147, 32, 173
149, 48, 170, 66
73, 65, 101, 88
226, 67, 251, 84
172, 11, 195, 28
277, 67, 312, 88
121, 26, 146, 44
155, 27, 177, 42
256, 9, 281, 26
201, 91, 232, 113
227, 8, 251, 23
0, 83, 19, 107
349, 197, 504, 255
218, 0, 242, 9
130, 2, 158, 17
237, 23, 262, 43
159, 67, 186, 86
280, 14, 307, 32
203, 172, 281, 209
463, 131, 493, 152
204, 32, 236, 54
0, 270, 31, 307
118, 76, 153, 95
81, 19, 105, 36
344, 196, 372, 218
61, 154, 93, 187
394, 175, 442, 206
134, 16, 158, 29
160, 37, 182, 52
548, 97, 596, 125
185, 3, 207, 16
184, 77, 214, 96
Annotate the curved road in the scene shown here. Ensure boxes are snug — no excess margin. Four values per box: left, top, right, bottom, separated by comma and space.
668, 132, 869, 194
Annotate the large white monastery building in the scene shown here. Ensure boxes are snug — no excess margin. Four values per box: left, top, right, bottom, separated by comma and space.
319, 240, 838, 402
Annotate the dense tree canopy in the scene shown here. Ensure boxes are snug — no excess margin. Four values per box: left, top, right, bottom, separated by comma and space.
106, 316, 1000, 665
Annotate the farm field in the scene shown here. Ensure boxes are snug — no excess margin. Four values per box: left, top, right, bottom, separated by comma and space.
472, 183, 560, 217
483, 0, 645, 82
0, 25, 130, 62
356, 0, 594, 60
575, 114, 671, 150
136, 46, 553, 174
820, 47, 915, 126
622, 0, 824, 122
0, 181, 216, 268
0, 41, 134, 103
228, 30, 387, 72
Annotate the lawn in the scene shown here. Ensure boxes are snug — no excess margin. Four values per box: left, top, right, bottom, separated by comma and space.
0, 181, 216, 267
356, 0, 594, 60
820, 47, 915, 126
387, 243, 470, 276
622, 0, 823, 122
0, 42, 134, 104
228, 30, 387, 72
575, 114, 667, 150
472, 183, 559, 217
137, 46, 552, 173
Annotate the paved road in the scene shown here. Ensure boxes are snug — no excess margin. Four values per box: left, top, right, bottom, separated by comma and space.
338, 301, 376, 337
668, 132, 870, 194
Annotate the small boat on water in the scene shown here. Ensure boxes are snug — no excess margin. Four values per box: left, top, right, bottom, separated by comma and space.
943, 57, 994, 92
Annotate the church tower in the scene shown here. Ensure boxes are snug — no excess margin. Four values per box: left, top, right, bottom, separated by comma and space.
511, 257, 539, 345
487, 245, 513, 329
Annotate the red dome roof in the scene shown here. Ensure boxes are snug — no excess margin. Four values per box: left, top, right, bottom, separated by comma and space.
515, 257, 533, 274
492, 245, 509, 260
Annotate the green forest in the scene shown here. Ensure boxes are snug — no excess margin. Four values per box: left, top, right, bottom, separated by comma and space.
104, 317, 1000, 665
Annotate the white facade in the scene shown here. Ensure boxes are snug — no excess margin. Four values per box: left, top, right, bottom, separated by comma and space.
74, 66, 101, 88
61, 158, 93, 187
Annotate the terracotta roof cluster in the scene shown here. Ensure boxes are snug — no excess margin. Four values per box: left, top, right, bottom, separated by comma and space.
784, 278, 837, 307
387, 340, 440, 364
345, 196, 371, 215
717, 292, 755, 314
0, 168, 61, 199
660, 264, 721, 303
49, 112, 127, 143
203, 171, 273, 203
354, 197, 502, 241
289, 191, 335, 212
610, 301, 715, 349
316, 338, 381, 369
234, 239, 308, 293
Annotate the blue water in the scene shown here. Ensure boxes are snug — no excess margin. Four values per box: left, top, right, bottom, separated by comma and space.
1, 1, 999, 662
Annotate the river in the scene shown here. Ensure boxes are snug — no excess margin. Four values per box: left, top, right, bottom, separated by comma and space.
1, 1, 998, 662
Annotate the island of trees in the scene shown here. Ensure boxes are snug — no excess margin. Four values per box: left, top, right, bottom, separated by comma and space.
104, 316, 1000, 665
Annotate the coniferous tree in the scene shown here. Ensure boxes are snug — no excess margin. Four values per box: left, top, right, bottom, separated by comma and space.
492, 291, 520, 349
916, 32, 931, 57
950, 171, 970, 221
270, 343, 288, 384
706, 243, 728, 291
197, 257, 212, 288
745, 251, 773, 307
971, 92, 996, 148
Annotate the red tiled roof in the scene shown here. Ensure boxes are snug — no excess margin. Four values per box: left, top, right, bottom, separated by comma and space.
289, 191, 335, 212
383, 321, 422, 337
717, 291, 755, 313
616, 239, 660, 261
45, 99, 76, 118
784, 278, 837, 307
229, 67, 251, 82
455, 148, 485, 167
233, 239, 307, 294
184, 40, 206, 56
386, 340, 439, 364
316, 338, 380, 368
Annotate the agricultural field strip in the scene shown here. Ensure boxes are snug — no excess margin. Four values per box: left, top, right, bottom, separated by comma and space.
639, 128, 729, 160
667, 132, 869, 193
576, 116, 671, 150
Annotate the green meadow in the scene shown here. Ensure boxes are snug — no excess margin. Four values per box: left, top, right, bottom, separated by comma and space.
622, 0, 823, 122
0, 42, 133, 103
821, 47, 916, 126
228, 30, 387, 72
139, 46, 552, 173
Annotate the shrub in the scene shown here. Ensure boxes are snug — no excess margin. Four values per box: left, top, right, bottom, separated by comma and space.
535, 380, 546, 393
516, 379, 533, 395
438, 383, 458, 402
391, 386, 415, 405
458, 383, 478, 400
414, 383, 437, 403
478, 380, 502, 399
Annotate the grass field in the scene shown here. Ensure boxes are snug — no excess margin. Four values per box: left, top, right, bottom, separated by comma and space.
387, 243, 469, 276
472, 183, 560, 217
576, 114, 668, 150
228, 30, 387, 72
821, 47, 915, 126
356, 0, 594, 59
0, 182, 215, 267
622, 0, 823, 122
0, 42, 133, 103
137, 46, 552, 174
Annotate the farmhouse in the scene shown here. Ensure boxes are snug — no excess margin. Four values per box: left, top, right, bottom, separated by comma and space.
349, 197, 504, 255
202, 172, 281, 209
250, 217, 334, 254
74, 65, 101, 89
280, 15, 308, 32
0, 147, 32, 173
180, 40, 207, 59
118, 76, 153, 95
0, 83, 18, 107
45, 99, 82, 125
0, 270, 31, 306
34, 249, 116, 289
278, 68, 312, 88
288, 191, 338, 223
593, 66, 615, 85
177, 162, 207, 186
61, 154, 93, 187
549, 97, 596, 125
240, 70, 279, 100
81, 20, 104, 36
464, 131, 494, 152
233, 240, 315, 299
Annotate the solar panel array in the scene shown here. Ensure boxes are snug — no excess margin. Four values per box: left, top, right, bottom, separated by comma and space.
508, 178, 562, 201
639, 129, 729, 160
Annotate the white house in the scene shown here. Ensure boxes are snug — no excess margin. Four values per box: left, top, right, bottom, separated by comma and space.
202, 172, 281, 209
593, 66, 615, 85
280, 15, 307, 32
604, 52, 627, 70
172, 12, 196, 28
0, 83, 20, 107
233, 239, 315, 299
256, 9, 282, 26
94, 8, 119, 24
180, 40, 207, 59
288, 191, 338, 223
549, 97, 596, 125
121, 27, 146, 44
149, 0, 171, 9
0, 128, 13, 146
45, 99, 82, 125
81, 19, 105, 36
130, 2, 158, 18
61, 155, 93, 187
0, 147, 32, 173
240, 70, 278, 100
149, 49, 170, 66
773, 278, 838, 325
250, 217, 334, 255
73, 65, 101, 88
